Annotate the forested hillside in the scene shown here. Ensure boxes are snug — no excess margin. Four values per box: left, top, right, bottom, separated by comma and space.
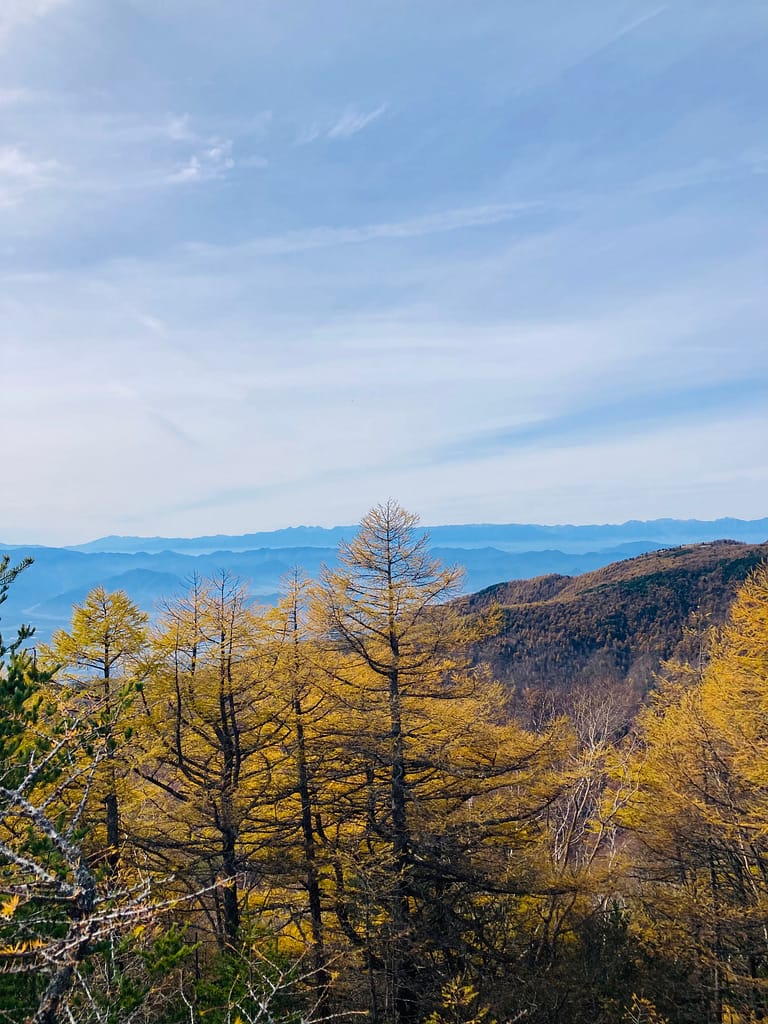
464, 540, 768, 704
1, 506, 768, 1024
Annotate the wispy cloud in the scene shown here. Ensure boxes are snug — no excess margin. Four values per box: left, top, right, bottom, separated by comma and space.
513, 6, 667, 97
108, 383, 200, 449
328, 103, 388, 139
0, 145, 61, 206
430, 377, 768, 465
163, 111, 272, 144
633, 151, 768, 195
0, 108, 269, 194
565, 6, 668, 74
602, 6, 667, 51
0, 0, 67, 44
167, 138, 235, 184
189, 200, 543, 256
165, 114, 195, 142
163, 119, 267, 184
0, 87, 39, 107
298, 103, 387, 144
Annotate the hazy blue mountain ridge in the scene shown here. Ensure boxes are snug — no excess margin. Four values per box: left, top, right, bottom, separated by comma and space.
2, 518, 766, 644
65, 517, 768, 555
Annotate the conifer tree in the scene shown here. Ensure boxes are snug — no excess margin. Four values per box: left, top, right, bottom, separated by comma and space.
0, 555, 49, 778
315, 502, 563, 1023
134, 573, 288, 948
0, 561, 161, 1024
316, 502, 462, 1023
268, 573, 332, 1005
618, 564, 768, 1023
41, 586, 149, 871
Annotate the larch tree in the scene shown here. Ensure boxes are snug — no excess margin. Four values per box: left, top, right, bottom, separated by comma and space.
316, 501, 463, 1023
617, 564, 768, 1024
266, 573, 333, 1005
40, 586, 149, 872
0, 564, 158, 1024
135, 573, 289, 948
0, 555, 51, 784
314, 501, 562, 1024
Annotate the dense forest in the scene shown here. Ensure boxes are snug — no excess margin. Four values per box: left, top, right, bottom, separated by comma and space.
1, 502, 768, 1024
465, 540, 768, 710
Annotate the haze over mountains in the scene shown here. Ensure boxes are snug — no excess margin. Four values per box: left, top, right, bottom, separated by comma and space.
52, 517, 768, 555
2, 517, 767, 643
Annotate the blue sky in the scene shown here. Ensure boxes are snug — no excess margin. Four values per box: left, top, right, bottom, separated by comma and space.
2, 1, 767, 543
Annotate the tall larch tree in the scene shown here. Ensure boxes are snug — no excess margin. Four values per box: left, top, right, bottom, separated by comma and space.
0, 564, 160, 1024
267, 573, 333, 1006
316, 501, 463, 1024
40, 586, 148, 872
315, 501, 563, 1024
135, 573, 288, 949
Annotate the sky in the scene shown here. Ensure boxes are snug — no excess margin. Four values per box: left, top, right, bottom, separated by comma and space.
1, 1, 767, 544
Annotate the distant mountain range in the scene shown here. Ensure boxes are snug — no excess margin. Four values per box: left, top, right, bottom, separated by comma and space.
1, 518, 767, 643
24, 516, 768, 555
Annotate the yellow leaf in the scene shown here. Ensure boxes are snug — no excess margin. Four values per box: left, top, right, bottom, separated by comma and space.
0, 895, 20, 920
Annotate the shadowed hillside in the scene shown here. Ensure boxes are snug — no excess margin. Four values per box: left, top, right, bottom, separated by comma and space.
463, 540, 768, 700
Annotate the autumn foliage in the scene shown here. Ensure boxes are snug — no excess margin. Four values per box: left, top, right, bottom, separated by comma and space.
1, 508, 767, 1024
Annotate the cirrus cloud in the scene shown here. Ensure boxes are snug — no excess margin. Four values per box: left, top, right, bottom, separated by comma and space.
0, 0, 68, 45
297, 103, 388, 144
0, 145, 61, 207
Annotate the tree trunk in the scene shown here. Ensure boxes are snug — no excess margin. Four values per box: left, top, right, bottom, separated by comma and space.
221, 825, 240, 945
389, 667, 418, 1024
33, 863, 96, 1024
105, 791, 119, 872
295, 695, 330, 1006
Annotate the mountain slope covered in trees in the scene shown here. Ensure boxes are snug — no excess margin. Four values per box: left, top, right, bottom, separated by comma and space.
464, 540, 768, 700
